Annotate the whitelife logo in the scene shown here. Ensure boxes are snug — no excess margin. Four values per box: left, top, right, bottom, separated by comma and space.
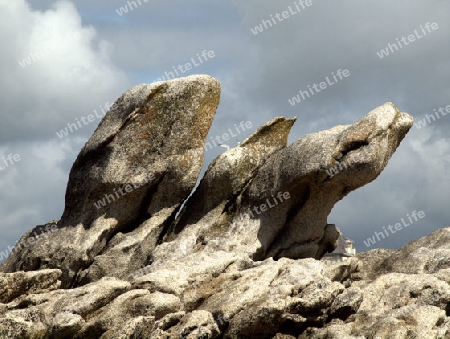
250, 0, 313, 35
18, 31, 81, 68
376, 22, 438, 59
325, 147, 370, 178
231, 191, 291, 236
247, 191, 291, 218
93, 173, 156, 210
414, 103, 450, 129
288, 69, 350, 106
363, 210, 425, 247
115, 0, 150, 16
56, 101, 112, 139
0, 223, 58, 261
0, 154, 21, 172
156, 50, 215, 82
204, 121, 253, 152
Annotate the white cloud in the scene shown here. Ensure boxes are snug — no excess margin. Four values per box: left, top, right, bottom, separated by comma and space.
0, 0, 131, 255
0, 0, 130, 141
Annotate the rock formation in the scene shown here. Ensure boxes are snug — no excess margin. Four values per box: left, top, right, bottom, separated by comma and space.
1, 75, 446, 338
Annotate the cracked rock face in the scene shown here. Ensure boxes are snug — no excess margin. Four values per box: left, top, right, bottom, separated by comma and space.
1, 75, 441, 339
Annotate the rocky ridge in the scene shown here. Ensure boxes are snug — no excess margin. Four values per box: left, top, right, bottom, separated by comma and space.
1, 75, 448, 338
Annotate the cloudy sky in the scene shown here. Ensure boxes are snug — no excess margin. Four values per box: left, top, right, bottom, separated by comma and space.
1, 0, 449, 257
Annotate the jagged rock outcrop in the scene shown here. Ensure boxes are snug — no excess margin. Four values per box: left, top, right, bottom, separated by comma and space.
159, 102, 413, 265
1, 75, 221, 288
1, 75, 444, 339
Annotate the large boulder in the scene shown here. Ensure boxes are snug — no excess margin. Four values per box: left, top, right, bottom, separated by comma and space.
156, 102, 413, 265
1, 75, 221, 287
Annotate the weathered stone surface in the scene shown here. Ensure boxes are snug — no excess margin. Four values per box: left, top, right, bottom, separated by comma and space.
155, 116, 296, 265
0, 269, 61, 303
328, 286, 363, 320
154, 102, 413, 268
102, 316, 155, 339
75, 289, 179, 337
1, 75, 439, 338
251, 102, 412, 260
1, 75, 221, 288
303, 230, 450, 338
377, 227, 450, 275
0, 277, 130, 338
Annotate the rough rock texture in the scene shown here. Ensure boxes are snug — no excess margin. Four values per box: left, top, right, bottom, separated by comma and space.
158, 102, 413, 266
1, 229, 449, 338
0, 269, 61, 303
1, 75, 221, 288
1, 75, 443, 338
